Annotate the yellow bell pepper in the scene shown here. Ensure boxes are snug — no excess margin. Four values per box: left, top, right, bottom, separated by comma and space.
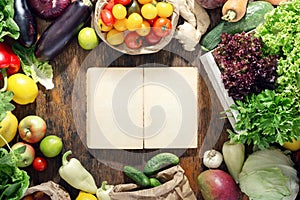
76, 191, 97, 200
0, 111, 18, 147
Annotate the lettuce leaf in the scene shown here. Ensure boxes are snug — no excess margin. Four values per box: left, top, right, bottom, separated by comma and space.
12, 43, 54, 90
0, 148, 30, 200
0, 0, 20, 41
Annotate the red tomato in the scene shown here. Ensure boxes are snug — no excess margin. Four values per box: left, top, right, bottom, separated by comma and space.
145, 29, 161, 45
32, 157, 47, 172
101, 9, 115, 26
115, 0, 131, 5
124, 31, 143, 49
153, 17, 172, 37
104, 0, 115, 11
147, 16, 158, 26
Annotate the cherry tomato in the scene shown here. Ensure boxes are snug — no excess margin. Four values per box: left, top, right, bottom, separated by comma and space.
98, 18, 113, 32
141, 3, 158, 20
104, 0, 115, 11
106, 29, 124, 45
114, 18, 128, 31
156, 2, 173, 18
125, 31, 143, 49
115, 0, 131, 5
126, 13, 143, 31
136, 20, 150, 36
112, 4, 127, 19
147, 16, 158, 26
138, 0, 152, 4
153, 17, 172, 37
32, 157, 47, 172
101, 9, 115, 26
145, 29, 161, 45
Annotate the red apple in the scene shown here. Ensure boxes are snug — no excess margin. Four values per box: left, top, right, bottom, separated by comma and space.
19, 115, 47, 143
11, 142, 35, 167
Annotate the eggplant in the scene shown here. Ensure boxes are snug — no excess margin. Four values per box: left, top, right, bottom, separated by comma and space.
14, 0, 38, 47
35, 0, 93, 62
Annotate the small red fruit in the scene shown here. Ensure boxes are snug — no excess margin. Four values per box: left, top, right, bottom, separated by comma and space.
32, 157, 48, 172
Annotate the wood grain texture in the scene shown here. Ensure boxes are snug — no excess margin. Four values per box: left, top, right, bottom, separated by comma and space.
12, 7, 239, 200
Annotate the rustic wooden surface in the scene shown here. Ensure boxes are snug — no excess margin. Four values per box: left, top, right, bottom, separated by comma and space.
12, 5, 243, 200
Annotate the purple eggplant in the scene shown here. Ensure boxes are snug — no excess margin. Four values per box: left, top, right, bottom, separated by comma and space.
35, 0, 93, 62
14, 0, 38, 47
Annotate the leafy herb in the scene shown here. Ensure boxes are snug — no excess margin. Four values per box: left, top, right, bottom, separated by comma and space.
218, 0, 300, 149
229, 89, 300, 149
213, 32, 278, 101
255, 0, 300, 121
0, 0, 20, 41
0, 91, 15, 122
12, 43, 54, 90
0, 146, 30, 200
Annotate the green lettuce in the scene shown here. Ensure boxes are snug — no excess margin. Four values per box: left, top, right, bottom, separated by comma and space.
0, 0, 20, 41
12, 43, 54, 90
0, 147, 30, 200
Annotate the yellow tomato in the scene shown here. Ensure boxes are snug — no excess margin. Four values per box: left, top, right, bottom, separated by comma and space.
114, 18, 128, 32
98, 18, 113, 32
141, 3, 158, 20
112, 4, 127, 20
126, 13, 143, 31
76, 191, 97, 200
7, 73, 38, 105
106, 29, 124, 45
0, 112, 18, 147
136, 20, 151, 36
283, 138, 300, 151
138, 0, 152, 4
156, 2, 173, 18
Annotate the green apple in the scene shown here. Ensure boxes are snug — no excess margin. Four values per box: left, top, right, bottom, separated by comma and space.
39, 135, 63, 158
11, 142, 35, 167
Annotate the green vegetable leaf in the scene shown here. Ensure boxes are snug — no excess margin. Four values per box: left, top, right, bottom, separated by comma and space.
239, 148, 299, 200
0, 148, 30, 200
12, 43, 54, 90
0, 0, 20, 41
0, 91, 15, 122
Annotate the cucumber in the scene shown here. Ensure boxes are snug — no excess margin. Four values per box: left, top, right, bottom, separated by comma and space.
149, 178, 162, 187
201, 1, 274, 51
123, 165, 150, 187
144, 153, 179, 176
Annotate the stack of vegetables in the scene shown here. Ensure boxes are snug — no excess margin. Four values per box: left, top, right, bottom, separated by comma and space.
212, 0, 300, 150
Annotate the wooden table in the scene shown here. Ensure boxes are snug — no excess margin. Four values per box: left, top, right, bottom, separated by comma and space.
14, 5, 236, 199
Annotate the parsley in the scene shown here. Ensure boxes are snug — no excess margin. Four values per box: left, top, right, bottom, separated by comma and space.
230, 89, 300, 149
0, 91, 15, 122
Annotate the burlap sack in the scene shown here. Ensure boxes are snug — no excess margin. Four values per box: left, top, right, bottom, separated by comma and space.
94, 0, 179, 55
109, 165, 197, 200
23, 181, 71, 200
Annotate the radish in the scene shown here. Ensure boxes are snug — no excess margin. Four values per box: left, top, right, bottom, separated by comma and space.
27, 0, 71, 20
197, 169, 240, 200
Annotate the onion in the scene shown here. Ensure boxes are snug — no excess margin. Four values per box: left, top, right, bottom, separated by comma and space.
28, 0, 71, 20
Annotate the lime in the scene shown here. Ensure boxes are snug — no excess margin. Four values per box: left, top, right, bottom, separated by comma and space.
40, 135, 63, 158
78, 27, 99, 50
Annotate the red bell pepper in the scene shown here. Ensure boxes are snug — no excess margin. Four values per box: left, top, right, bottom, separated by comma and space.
0, 42, 20, 92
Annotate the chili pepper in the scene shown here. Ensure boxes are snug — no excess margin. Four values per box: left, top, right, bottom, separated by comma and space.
0, 43, 20, 92
58, 150, 98, 194
96, 181, 114, 200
